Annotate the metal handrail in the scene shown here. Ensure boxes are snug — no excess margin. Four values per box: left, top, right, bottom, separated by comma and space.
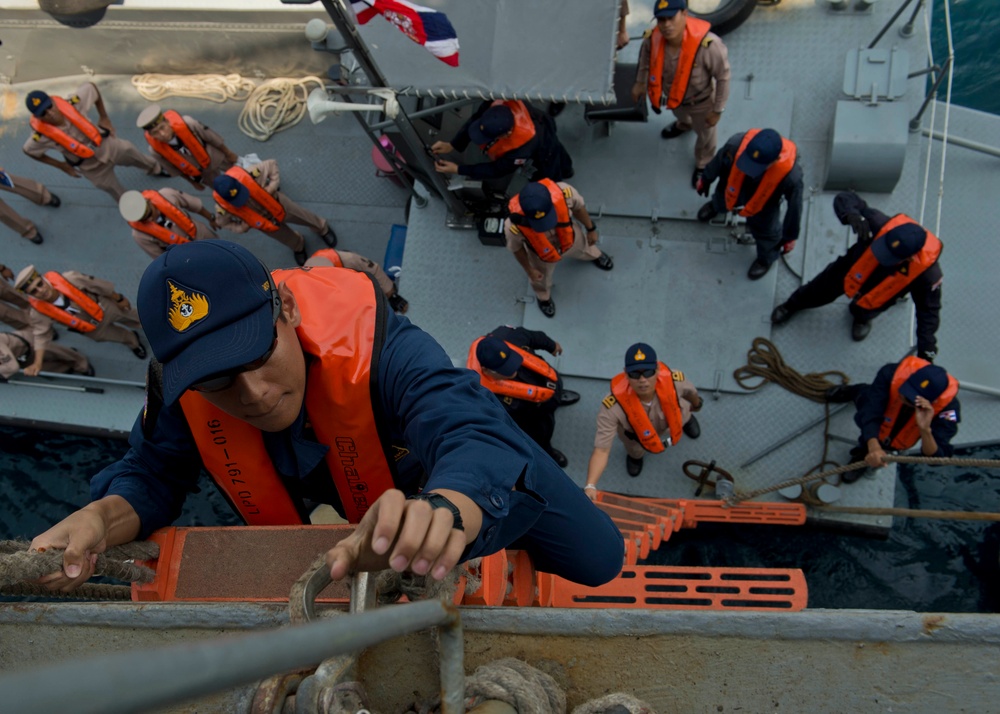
1, 598, 464, 714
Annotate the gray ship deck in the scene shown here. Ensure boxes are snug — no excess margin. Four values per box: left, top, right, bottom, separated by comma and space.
0, 0, 997, 535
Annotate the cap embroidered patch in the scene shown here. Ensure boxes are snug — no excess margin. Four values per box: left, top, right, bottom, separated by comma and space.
752, 150, 760, 159
499, 350, 507, 358
167, 280, 209, 332
633, 348, 646, 361
920, 379, 929, 388
31, 97, 41, 107
657, 0, 670, 8
534, 210, 546, 219
229, 188, 239, 198
891, 240, 900, 248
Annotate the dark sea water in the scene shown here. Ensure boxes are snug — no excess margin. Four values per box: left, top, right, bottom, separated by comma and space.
2, 0, 999, 612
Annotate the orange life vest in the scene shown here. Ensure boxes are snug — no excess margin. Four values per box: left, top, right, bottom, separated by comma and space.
724, 129, 797, 217
310, 248, 344, 267
29, 97, 102, 160
144, 111, 211, 180
481, 100, 536, 160
213, 166, 287, 233
466, 337, 557, 403
506, 180, 575, 263
610, 362, 684, 453
647, 17, 712, 110
127, 190, 197, 246
26, 272, 104, 334
879, 356, 959, 450
179, 268, 396, 525
843, 215, 942, 310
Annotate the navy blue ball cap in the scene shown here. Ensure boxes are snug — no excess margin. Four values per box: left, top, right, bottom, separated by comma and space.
518, 182, 558, 231
213, 174, 249, 207
654, 0, 687, 18
870, 221, 927, 266
899, 364, 950, 403
26, 90, 53, 117
138, 240, 278, 404
477, 337, 523, 376
736, 128, 783, 178
468, 105, 515, 146
624, 342, 658, 371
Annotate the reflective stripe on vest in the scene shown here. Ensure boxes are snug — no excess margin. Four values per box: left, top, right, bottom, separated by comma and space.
29, 97, 102, 160
127, 190, 197, 246
843, 215, 943, 310
144, 111, 210, 179
180, 267, 395, 525
27, 272, 104, 333
213, 166, 287, 232
610, 362, 684, 453
724, 129, 797, 217
879, 356, 959, 450
466, 337, 557, 403
482, 100, 536, 160
507, 180, 574, 263
647, 17, 712, 110
311, 248, 344, 267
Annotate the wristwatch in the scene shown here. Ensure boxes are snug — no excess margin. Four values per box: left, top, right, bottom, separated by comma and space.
407, 492, 464, 531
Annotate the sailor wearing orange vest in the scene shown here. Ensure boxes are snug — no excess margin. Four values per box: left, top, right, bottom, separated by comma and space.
0, 168, 61, 244
505, 181, 613, 318
136, 104, 239, 192
304, 248, 409, 314
631, 0, 731, 188
771, 192, 944, 359
431, 100, 574, 184
825, 358, 959, 483
468, 327, 581, 468
0, 328, 92, 382
584, 343, 702, 499
118, 189, 219, 259
0, 263, 33, 330
29, 240, 623, 593
696, 128, 804, 280
13, 265, 147, 372
22, 85, 166, 202
213, 160, 337, 267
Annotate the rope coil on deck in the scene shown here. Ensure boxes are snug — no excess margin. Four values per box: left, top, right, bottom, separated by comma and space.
0, 539, 158, 599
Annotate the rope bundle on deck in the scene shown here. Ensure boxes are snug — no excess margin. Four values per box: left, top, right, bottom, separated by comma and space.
733, 337, 849, 402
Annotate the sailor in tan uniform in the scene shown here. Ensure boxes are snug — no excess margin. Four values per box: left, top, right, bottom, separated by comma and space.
136, 104, 239, 191
118, 189, 219, 259
0, 263, 33, 330
213, 159, 337, 266
584, 343, 702, 499
304, 248, 409, 313
0, 169, 61, 244
631, 0, 731, 187
0, 328, 92, 382
14, 265, 147, 369
23, 85, 165, 202
505, 180, 613, 318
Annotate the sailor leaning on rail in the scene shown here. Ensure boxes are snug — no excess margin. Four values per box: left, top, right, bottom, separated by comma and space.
28, 240, 624, 593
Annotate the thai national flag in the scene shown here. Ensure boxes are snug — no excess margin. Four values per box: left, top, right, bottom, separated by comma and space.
350, 0, 460, 67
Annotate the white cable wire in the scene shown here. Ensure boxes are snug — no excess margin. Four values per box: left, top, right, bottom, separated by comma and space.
918, 0, 937, 227
935, 0, 955, 237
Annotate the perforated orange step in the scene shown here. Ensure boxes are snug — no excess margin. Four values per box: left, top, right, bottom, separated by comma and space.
596, 492, 686, 528
651, 499, 807, 527
609, 516, 663, 550
549, 565, 808, 611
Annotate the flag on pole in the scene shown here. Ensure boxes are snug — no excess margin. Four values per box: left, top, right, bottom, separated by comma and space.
350, 0, 460, 67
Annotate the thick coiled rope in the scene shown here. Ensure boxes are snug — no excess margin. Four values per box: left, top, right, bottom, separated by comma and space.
131, 73, 256, 104
732, 337, 849, 401
0, 540, 158, 599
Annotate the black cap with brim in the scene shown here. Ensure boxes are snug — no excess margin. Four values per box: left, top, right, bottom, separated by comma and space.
735, 152, 770, 179
137, 240, 277, 404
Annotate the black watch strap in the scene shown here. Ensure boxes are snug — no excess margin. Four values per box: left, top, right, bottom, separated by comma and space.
407, 492, 465, 531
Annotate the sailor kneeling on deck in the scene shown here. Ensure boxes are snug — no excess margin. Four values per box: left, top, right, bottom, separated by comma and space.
825, 357, 960, 483
584, 343, 701, 500
14, 265, 147, 368
29, 240, 624, 592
